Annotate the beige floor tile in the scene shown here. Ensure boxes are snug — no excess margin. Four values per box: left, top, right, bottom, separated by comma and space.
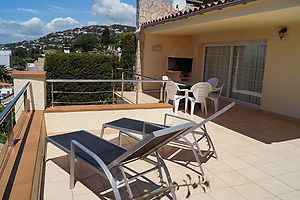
265, 197, 280, 200
277, 171, 300, 190
45, 195, 73, 200
209, 187, 247, 200
255, 163, 287, 176
205, 160, 233, 174
237, 166, 271, 181
187, 192, 214, 200
256, 177, 294, 196
240, 154, 270, 166
215, 170, 251, 187
274, 159, 300, 172
233, 182, 274, 200
72, 193, 99, 200
221, 158, 251, 170
44, 181, 73, 199
204, 172, 230, 191
278, 190, 300, 200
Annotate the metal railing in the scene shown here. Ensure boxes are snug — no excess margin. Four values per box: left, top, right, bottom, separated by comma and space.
120, 71, 162, 104
0, 82, 31, 178
47, 73, 169, 106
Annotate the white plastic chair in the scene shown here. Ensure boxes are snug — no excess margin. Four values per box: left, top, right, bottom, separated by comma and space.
162, 75, 170, 81
187, 82, 212, 116
208, 84, 224, 113
207, 78, 219, 89
165, 81, 185, 113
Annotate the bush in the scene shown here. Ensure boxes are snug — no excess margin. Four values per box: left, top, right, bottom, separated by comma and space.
44, 53, 119, 105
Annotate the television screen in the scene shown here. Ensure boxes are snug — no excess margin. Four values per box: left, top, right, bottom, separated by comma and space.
168, 57, 193, 72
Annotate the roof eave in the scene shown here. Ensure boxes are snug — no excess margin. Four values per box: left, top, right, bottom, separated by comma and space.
141, 0, 257, 29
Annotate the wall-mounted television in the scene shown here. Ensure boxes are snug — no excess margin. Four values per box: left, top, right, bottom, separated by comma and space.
168, 57, 193, 72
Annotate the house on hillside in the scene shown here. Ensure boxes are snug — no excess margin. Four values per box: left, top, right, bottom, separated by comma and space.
0, 50, 12, 67
136, 0, 300, 120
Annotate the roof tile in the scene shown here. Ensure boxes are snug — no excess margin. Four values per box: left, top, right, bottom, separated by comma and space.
141, 0, 242, 26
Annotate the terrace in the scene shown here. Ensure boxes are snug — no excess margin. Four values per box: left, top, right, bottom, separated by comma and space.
0, 71, 300, 200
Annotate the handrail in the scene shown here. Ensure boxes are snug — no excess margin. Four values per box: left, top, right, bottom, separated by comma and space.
122, 71, 160, 81
0, 82, 31, 124
46, 79, 169, 83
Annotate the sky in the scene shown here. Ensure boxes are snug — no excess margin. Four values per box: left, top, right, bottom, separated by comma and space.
0, 0, 136, 44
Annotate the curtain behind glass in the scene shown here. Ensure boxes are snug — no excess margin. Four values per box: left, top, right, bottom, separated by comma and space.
230, 45, 266, 105
203, 46, 231, 96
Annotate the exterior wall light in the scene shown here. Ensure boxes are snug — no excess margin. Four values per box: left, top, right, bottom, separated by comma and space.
278, 27, 287, 40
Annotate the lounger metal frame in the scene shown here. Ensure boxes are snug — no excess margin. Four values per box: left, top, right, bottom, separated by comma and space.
101, 102, 236, 175
46, 123, 195, 200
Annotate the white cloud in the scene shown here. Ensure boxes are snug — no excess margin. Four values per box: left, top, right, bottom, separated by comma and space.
17, 8, 39, 13
0, 17, 79, 44
92, 0, 135, 26
45, 17, 79, 32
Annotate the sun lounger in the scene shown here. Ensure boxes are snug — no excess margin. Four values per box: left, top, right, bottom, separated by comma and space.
101, 102, 236, 175
45, 122, 195, 200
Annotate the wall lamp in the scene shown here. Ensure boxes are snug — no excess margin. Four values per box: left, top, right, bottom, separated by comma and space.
278, 27, 287, 40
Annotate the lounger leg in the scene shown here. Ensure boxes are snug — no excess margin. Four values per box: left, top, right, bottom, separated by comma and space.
44, 138, 48, 162
119, 165, 134, 199
202, 126, 218, 159
181, 136, 205, 175
100, 125, 106, 138
118, 130, 122, 146
70, 142, 76, 189
156, 153, 177, 200
155, 152, 163, 183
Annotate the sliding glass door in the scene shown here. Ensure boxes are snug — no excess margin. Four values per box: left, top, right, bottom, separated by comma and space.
203, 42, 267, 105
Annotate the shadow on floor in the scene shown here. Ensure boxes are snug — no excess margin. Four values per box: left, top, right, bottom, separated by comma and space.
190, 100, 300, 144
108, 134, 215, 175
48, 155, 173, 200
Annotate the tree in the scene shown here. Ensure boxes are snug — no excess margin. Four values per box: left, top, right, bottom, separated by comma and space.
13, 47, 28, 58
12, 57, 27, 70
72, 34, 100, 52
0, 66, 11, 82
101, 27, 111, 45
29, 48, 43, 59
119, 32, 136, 70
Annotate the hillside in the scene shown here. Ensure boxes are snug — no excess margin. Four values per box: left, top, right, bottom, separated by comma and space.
0, 24, 135, 50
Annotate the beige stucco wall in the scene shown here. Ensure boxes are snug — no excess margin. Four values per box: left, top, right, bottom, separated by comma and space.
142, 24, 300, 119
143, 34, 194, 90
13, 77, 46, 120
45, 107, 173, 133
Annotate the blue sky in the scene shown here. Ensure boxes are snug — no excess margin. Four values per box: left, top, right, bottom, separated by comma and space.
0, 0, 136, 44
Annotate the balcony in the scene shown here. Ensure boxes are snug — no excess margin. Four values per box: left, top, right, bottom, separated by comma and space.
0, 71, 300, 200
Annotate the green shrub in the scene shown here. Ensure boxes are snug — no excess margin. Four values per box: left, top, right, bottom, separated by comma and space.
44, 53, 119, 106
119, 32, 136, 70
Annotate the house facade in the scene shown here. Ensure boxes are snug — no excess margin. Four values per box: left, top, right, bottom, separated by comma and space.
136, 0, 300, 119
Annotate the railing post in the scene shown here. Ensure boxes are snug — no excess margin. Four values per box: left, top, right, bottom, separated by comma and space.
51, 82, 54, 107
160, 85, 163, 103
121, 72, 124, 99
7, 111, 14, 147
23, 89, 28, 113
135, 80, 139, 104
112, 83, 115, 105
112, 69, 115, 104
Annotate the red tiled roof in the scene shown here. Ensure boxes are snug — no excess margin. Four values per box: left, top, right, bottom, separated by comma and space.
0, 82, 13, 86
141, 0, 248, 27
